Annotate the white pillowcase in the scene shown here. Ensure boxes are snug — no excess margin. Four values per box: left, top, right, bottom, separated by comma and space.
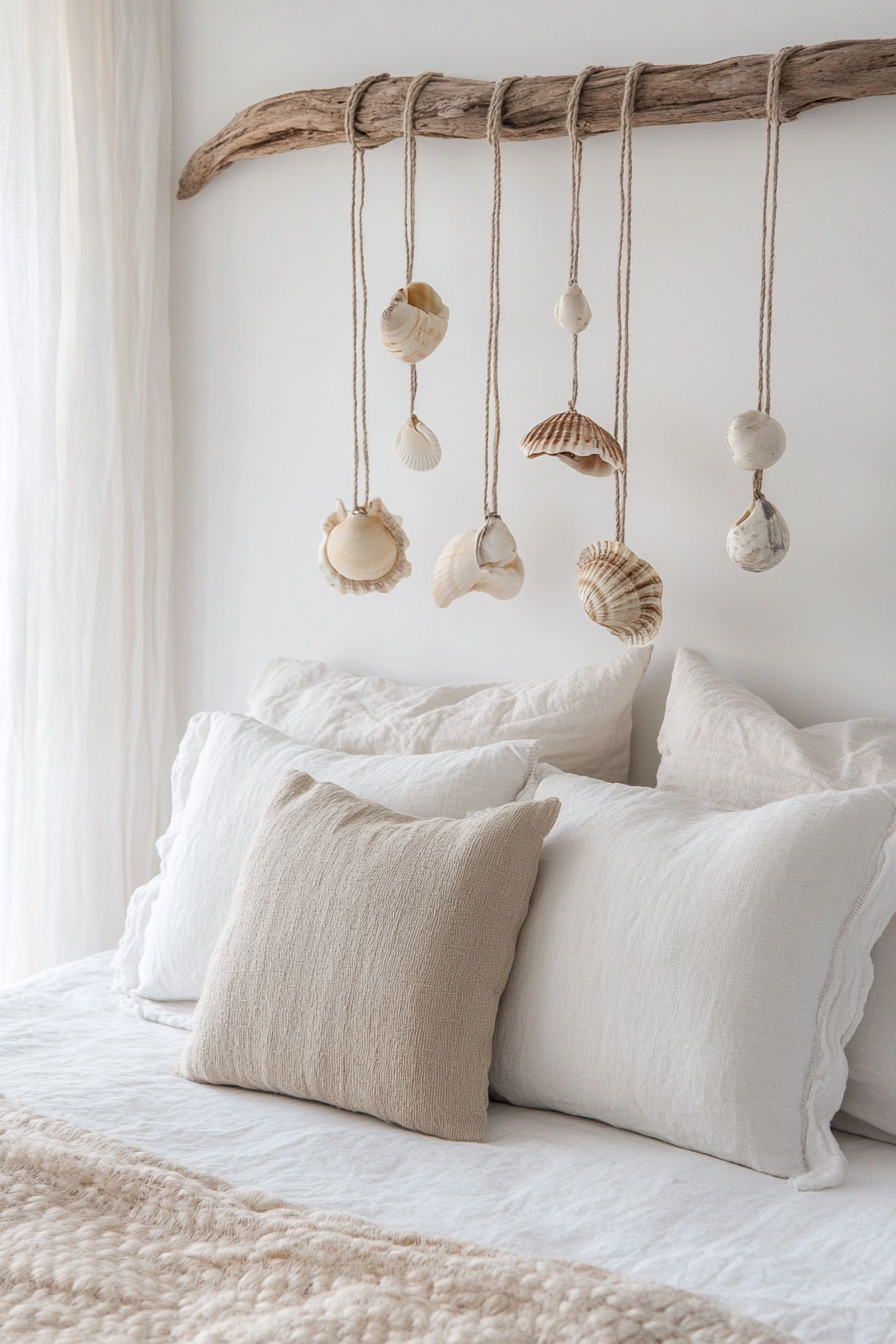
245, 647, 652, 779
655, 649, 896, 1143
116, 712, 539, 1007
491, 768, 896, 1189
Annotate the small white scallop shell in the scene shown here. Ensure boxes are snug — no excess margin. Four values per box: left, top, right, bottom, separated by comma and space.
380, 282, 449, 364
726, 496, 790, 572
726, 410, 787, 471
577, 539, 663, 646
521, 410, 624, 477
393, 416, 442, 471
554, 283, 592, 334
320, 498, 411, 595
432, 518, 524, 608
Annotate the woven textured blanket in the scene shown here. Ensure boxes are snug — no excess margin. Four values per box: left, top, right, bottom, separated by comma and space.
0, 1099, 800, 1343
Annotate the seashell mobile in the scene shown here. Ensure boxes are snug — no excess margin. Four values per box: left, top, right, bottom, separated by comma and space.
725, 47, 799, 573
520, 67, 625, 479
320, 74, 411, 596
571, 64, 663, 647
432, 78, 525, 609
381, 73, 448, 472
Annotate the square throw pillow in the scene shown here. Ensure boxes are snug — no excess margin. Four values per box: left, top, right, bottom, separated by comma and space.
490, 768, 896, 1188
122, 712, 539, 1007
245, 647, 652, 780
180, 773, 560, 1142
655, 649, 896, 1144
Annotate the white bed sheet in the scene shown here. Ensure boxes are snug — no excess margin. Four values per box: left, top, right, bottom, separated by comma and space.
1, 954, 894, 1344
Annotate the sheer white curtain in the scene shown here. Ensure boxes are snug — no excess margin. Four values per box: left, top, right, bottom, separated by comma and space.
0, 0, 174, 984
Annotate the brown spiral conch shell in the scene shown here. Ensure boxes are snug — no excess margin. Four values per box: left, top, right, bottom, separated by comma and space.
320, 498, 411, 595
726, 496, 790, 572
380, 282, 449, 364
521, 410, 624, 477
432, 515, 524, 609
577, 539, 663, 646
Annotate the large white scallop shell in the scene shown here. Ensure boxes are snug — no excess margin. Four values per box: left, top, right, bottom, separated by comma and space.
554, 283, 592, 334
432, 518, 524, 608
726, 410, 787, 471
393, 415, 442, 471
521, 410, 624, 477
320, 498, 411, 595
380, 282, 449, 364
726, 496, 790, 572
577, 539, 663, 646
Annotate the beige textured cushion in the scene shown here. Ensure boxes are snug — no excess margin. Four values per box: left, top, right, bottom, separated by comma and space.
180, 773, 560, 1142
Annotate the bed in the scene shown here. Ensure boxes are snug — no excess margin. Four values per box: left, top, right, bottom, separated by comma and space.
2, 951, 895, 1344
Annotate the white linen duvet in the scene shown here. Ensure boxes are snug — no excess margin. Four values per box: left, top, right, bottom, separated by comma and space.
2, 953, 895, 1344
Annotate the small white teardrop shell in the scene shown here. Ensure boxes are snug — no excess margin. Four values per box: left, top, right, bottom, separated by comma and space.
726, 410, 787, 471
393, 416, 441, 471
577, 539, 663, 646
380, 282, 449, 364
726, 497, 790, 572
554, 283, 592, 334
521, 410, 624, 477
320, 498, 411, 595
475, 515, 517, 566
432, 519, 525, 608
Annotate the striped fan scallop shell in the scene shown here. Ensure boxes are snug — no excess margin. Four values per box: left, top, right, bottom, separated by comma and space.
520, 411, 624, 477
577, 539, 663, 646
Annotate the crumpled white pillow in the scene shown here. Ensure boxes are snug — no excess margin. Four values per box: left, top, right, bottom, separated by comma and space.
114, 712, 539, 1013
492, 766, 896, 1189
655, 648, 896, 1143
245, 647, 652, 780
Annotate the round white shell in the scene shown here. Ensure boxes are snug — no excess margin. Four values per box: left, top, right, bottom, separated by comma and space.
393, 416, 442, 471
432, 520, 525, 608
380, 282, 449, 364
726, 410, 787, 471
726, 497, 790, 572
521, 410, 623, 477
319, 498, 411, 595
576, 539, 663, 646
554, 283, 592, 335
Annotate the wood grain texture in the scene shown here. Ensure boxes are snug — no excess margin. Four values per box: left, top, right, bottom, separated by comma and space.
178, 40, 896, 199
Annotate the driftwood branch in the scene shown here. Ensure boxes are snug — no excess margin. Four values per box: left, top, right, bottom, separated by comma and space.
178, 39, 896, 199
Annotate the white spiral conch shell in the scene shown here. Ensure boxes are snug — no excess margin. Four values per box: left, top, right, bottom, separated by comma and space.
380, 282, 449, 364
393, 415, 442, 472
554, 282, 592, 334
726, 410, 787, 471
432, 516, 524, 609
577, 539, 663, 646
320, 498, 411, 595
521, 410, 624, 477
726, 496, 790, 572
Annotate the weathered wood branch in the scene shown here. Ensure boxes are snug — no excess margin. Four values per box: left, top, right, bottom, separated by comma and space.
178, 39, 896, 199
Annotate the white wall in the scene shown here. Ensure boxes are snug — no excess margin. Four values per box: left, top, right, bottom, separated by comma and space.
170, 0, 896, 784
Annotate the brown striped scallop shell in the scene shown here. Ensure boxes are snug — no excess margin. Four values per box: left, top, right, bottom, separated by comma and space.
576, 539, 663, 646
520, 410, 625, 477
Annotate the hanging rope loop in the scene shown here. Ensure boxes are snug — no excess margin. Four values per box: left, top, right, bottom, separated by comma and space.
565, 67, 602, 410
753, 45, 800, 502
345, 74, 389, 511
401, 72, 441, 419
613, 62, 648, 545
482, 76, 521, 520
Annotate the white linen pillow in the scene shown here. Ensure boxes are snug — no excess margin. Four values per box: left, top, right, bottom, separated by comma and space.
491, 768, 896, 1189
129, 713, 538, 1005
245, 647, 652, 779
655, 649, 896, 1143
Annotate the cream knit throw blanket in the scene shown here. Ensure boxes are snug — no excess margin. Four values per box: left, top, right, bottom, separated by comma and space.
0, 1100, 799, 1343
